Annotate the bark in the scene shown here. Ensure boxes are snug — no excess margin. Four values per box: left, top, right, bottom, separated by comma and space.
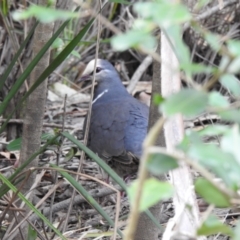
134, 44, 166, 240
12, 0, 55, 238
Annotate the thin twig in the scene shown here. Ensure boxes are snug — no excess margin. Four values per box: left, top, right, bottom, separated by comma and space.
0, 119, 75, 129
62, 1, 108, 233
0, 9, 29, 91
29, 184, 122, 223
127, 55, 153, 94
124, 118, 165, 240
49, 95, 67, 229
8, 181, 63, 238
183, 0, 238, 31
89, 7, 161, 63
148, 147, 237, 198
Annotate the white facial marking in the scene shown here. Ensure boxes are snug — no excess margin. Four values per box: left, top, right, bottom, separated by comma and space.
92, 89, 108, 104
82, 59, 102, 76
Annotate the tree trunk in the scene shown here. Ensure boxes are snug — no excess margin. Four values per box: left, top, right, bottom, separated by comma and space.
13, 0, 55, 238
134, 44, 166, 240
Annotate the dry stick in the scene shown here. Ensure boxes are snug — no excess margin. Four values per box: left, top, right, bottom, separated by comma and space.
62, 3, 108, 233
183, 0, 238, 31
148, 147, 237, 198
57, 168, 120, 239
160, 30, 204, 239
124, 118, 165, 240
64, 23, 121, 240
0, 206, 25, 212
4, 170, 45, 240
0, 10, 29, 91
6, 168, 121, 238
8, 181, 63, 237
29, 184, 122, 223
78, 81, 97, 93
49, 95, 67, 229
2, 170, 32, 240
203, 56, 234, 91
53, 71, 81, 90
89, 8, 161, 63
127, 55, 153, 94
0, 119, 75, 129
87, 4, 121, 239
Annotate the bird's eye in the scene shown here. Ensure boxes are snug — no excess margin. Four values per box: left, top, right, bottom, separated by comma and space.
96, 67, 102, 73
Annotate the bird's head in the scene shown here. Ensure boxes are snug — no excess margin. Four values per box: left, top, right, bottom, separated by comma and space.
80, 59, 118, 83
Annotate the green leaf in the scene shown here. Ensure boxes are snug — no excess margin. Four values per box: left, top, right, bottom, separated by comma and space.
208, 91, 229, 108
1, 0, 9, 15
27, 225, 37, 240
165, 25, 191, 65
227, 39, 240, 56
71, 50, 81, 58
198, 125, 230, 136
220, 47, 240, 73
134, 1, 191, 27
128, 178, 174, 212
147, 153, 178, 175
0, 14, 74, 126
204, 32, 221, 52
13, 5, 79, 23
189, 143, 240, 189
228, 57, 240, 74
0, 134, 60, 197
197, 215, 233, 237
180, 63, 216, 74
233, 221, 240, 240
177, 130, 203, 152
160, 89, 208, 117
0, 173, 67, 239
61, 132, 162, 230
55, 165, 123, 238
133, 19, 154, 31
219, 109, 240, 124
195, 178, 231, 207
111, 30, 156, 51
0, 21, 38, 91
64, 147, 78, 162
62, 132, 126, 189
153, 94, 164, 105
221, 125, 240, 164
220, 74, 240, 97
7, 133, 55, 151
109, 0, 131, 4
219, 55, 231, 71
51, 37, 64, 49
0, 16, 94, 135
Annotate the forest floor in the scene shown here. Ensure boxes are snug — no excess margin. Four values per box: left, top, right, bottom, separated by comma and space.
1, 74, 235, 239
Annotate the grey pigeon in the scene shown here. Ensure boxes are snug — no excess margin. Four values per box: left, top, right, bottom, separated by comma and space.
80, 59, 149, 176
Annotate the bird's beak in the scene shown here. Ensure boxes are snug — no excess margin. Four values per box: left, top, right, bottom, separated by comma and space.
78, 63, 94, 82
78, 67, 92, 82
79, 74, 92, 82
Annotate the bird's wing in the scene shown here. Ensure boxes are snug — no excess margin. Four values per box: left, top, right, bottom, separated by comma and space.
124, 100, 149, 159
88, 100, 127, 160
88, 99, 149, 164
